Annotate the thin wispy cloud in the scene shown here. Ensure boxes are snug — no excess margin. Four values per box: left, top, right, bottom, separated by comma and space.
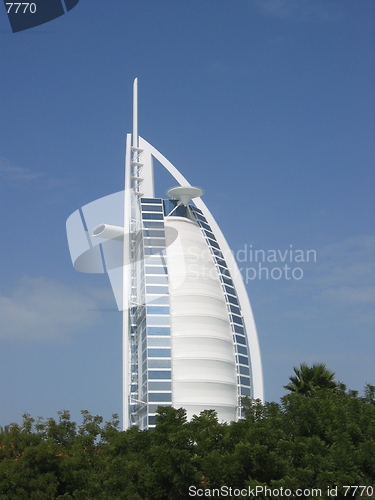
319, 286, 375, 306
281, 235, 375, 325
258, 235, 375, 398
312, 235, 375, 306
0, 157, 73, 193
0, 158, 41, 182
0, 277, 112, 343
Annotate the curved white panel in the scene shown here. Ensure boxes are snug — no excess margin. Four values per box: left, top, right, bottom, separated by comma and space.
66, 210, 104, 274
140, 136, 264, 401
165, 216, 238, 422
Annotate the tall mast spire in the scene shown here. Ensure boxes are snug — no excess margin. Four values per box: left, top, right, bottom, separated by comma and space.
132, 78, 139, 148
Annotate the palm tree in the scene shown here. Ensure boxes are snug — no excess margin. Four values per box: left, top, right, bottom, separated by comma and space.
284, 363, 338, 396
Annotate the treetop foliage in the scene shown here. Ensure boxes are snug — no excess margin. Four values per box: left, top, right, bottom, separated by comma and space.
283, 363, 338, 397
0, 367, 374, 500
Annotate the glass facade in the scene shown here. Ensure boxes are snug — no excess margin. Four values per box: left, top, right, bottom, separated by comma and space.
129, 198, 172, 430
190, 207, 253, 407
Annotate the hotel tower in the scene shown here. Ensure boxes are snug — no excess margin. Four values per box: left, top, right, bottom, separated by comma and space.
66, 79, 263, 430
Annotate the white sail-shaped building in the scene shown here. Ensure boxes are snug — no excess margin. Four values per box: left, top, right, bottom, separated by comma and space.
66, 79, 263, 430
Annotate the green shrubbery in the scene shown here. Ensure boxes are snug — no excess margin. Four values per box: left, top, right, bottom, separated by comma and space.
1, 367, 374, 499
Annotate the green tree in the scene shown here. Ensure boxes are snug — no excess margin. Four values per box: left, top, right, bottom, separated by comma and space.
283, 363, 338, 396
363, 383, 375, 404
141, 407, 199, 500
280, 388, 375, 498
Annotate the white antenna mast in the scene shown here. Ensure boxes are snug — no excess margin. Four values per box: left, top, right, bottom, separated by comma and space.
132, 78, 138, 148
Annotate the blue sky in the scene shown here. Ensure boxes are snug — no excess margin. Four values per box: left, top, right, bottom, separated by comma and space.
0, 0, 374, 427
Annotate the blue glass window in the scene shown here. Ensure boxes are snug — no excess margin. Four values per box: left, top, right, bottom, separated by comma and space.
215, 257, 227, 267
208, 239, 220, 249
148, 359, 171, 368
232, 314, 243, 325
204, 230, 216, 240
144, 247, 165, 256
145, 255, 167, 266
146, 285, 169, 294
234, 324, 244, 334
149, 381, 172, 391
142, 213, 164, 220
230, 305, 241, 315
227, 295, 239, 306
237, 345, 247, 355
195, 213, 207, 223
147, 306, 170, 315
147, 327, 170, 336
240, 376, 251, 386
148, 416, 157, 426
238, 355, 249, 365
199, 221, 212, 231
192, 207, 203, 215
148, 393, 172, 403
218, 266, 230, 277
143, 238, 166, 246
145, 266, 168, 274
240, 366, 250, 376
212, 249, 224, 259
163, 199, 188, 217
143, 230, 165, 238
148, 348, 171, 358
148, 370, 171, 379
147, 337, 170, 347
235, 334, 246, 345
146, 296, 169, 305
142, 205, 163, 212
146, 276, 169, 286
225, 285, 236, 295
146, 406, 158, 414
141, 198, 162, 204
142, 221, 164, 228
241, 387, 251, 397
147, 316, 170, 326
